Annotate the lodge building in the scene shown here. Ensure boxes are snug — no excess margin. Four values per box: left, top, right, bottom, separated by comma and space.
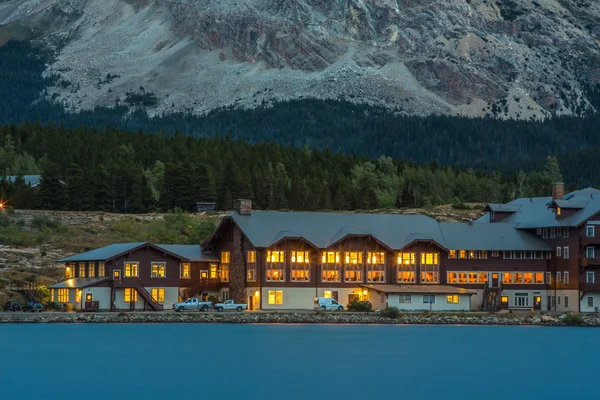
50, 183, 600, 313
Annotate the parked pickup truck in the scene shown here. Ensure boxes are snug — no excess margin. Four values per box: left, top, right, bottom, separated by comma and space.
172, 298, 212, 312
214, 300, 248, 312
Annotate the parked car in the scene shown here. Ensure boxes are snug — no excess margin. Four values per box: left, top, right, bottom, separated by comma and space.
214, 300, 247, 312
314, 297, 344, 311
2, 301, 21, 312
22, 302, 44, 312
172, 298, 213, 312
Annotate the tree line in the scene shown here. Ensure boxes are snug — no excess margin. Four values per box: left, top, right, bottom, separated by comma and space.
0, 122, 572, 213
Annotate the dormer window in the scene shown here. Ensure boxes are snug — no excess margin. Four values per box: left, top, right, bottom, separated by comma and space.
556, 206, 561, 216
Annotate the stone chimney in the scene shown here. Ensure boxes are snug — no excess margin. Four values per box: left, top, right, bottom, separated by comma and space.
234, 199, 252, 215
551, 182, 564, 201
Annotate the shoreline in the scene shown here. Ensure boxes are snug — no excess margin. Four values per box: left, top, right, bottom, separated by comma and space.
1, 311, 599, 326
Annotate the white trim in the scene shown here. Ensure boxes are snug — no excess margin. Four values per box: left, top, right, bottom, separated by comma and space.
556, 247, 561, 257
586, 271, 595, 284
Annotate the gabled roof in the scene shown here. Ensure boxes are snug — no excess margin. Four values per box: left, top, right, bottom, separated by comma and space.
48, 277, 110, 289
551, 200, 587, 209
153, 244, 218, 262
4, 175, 42, 187
486, 204, 521, 213
58, 242, 148, 262
229, 211, 447, 250
439, 222, 550, 251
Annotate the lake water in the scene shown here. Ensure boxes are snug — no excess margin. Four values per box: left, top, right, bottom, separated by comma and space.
0, 324, 597, 400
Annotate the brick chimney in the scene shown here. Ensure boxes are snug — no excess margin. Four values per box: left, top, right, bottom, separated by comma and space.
551, 182, 564, 201
234, 199, 252, 215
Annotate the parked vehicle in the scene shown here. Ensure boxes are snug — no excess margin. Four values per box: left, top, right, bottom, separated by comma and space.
22, 302, 44, 312
314, 297, 344, 311
172, 298, 213, 312
214, 300, 247, 312
2, 301, 20, 312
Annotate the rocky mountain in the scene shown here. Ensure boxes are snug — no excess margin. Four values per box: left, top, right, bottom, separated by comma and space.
1, 0, 599, 119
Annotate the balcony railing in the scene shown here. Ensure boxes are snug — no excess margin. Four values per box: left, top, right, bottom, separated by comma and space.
581, 257, 600, 268
580, 230, 600, 245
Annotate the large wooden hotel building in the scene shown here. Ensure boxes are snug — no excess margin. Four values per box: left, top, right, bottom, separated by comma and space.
51, 183, 600, 313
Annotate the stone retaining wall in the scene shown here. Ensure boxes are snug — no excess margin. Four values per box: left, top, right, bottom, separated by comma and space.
1, 312, 599, 326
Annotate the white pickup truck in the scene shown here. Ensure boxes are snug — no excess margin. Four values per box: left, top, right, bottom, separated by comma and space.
172, 298, 213, 312
214, 300, 248, 312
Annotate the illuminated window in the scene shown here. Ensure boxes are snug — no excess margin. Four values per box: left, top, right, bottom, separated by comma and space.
502, 273, 512, 284
88, 262, 95, 277
446, 295, 459, 304
322, 265, 341, 282
397, 264, 415, 283
291, 263, 310, 282
79, 263, 85, 277
447, 272, 457, 283
421, 253, 439, 265
346, 252, 363, 265
468, 250, 476, 259
65, 264, 74, 279
468, 272, 477, 283
345, 264, 363, 282
557, 206, 561, 216
421, 264, 439, 283
220, 264, 229, 282
322, 251, 340, 264
209, 264, 218, 279
221, 252, 230, 263
247, 251, 256, 263
151, 288, 165, 303
124, 288, 138, 303
458, 272, 467, 283
98, 262, 105, 277
524, 273, 533, 284
181, 263, 190, 279
324, 291, 332, 298
247, 251, 256, 282
458, 250, 467, 259
57, 289, 69, 303
292, 251, 310, 263
397, 253, 415, 265
479, 273, 488, 284
491, 251, 499, 257
449, 250, 457, 259
268, 290, 283, 305
367, 252, 385, 264
266, 251, 285, 282
513, 273, 523, 284
535, 273, 544, 284
479, 251, 487, 259
247, 269, 256, 282
151, 262, 166, 278
124, 262, 139, 277
367, 264, 385, 283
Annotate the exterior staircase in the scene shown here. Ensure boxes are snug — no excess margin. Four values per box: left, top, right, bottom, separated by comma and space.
182, 280, 204, 299
112, 279, 164, 311
482, 283, 502, 312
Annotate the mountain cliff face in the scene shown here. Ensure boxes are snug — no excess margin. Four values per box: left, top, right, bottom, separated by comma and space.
1, 0, 599, 119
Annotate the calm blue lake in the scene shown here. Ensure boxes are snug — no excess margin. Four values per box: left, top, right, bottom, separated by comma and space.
0, 324, 596, 400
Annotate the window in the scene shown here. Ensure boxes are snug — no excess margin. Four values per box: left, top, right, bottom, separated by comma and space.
586, 247, 595, 259
479, 272, 488, 284
447, 295, 459, 304
247, 251, 256, 282
291, 263, 310, 282
151, 288, 165, 303
542, 228, 548, 239
398, 295, 411, 304
556, 272, 562, 282
57, 289, 69, 303
557, 296, 561, 305
221, 290, 229, 302
458, 272, 467, 284
65, 263, 74, 279
586, 271, 595, 284
513, 251, 522, 259
503, 273, 512, 284
524, 273, 533, 284
491, 251, 499, 257
367, 252, 385, 265
151, 262, 166, 278
565, 296, 569, 307
557, 227, 562, 236
564, 228, 569, 238
556, 207, 561, 216
458, 250, 467, 259
468, 250, 476, 259
514, 293, 529, 307
220, 264, 229, 282
79, 262, 85, 277
550, 228, 556, 239
322, 251, 340, 264
587, 225, 595, 238
468, 272, 477, 283
322, 265, 341, 282
98, 262, 105, 277
247, 251, 256, 263
421, 264, 439, 283
267, 251, 285, 282
397, 253, 415, 283
421, 253, 439, 265
513, 273, 523, 284
537, 228, 542, 235
588, 297, 593, 308
546, 272, 551, 284
345, 264, 363, 283
247, 268, 256, 282
524, 251, 532, 259
546, 251, 552, 259
181, 263, 190, 279
447, 272, 457, 283
124, 262, 139, 277
423, 295, 435, 304
564, 272, 569, 284
324, 291, 332, 298
221, 251, 230, 263
366, 264, 385, 283
209, 264, 218, 279
268, 290, 283, 305
346, 252, 363, 265
535, 272, 544, 284
124, 288, 138, 303
479, 251, 487, 259
449, 250, 457, 259
397, 252, 415, 265
556, 247, 561, 257
503, 251, 512, 260
534, 251, 543, 259
88, 262, 95, 278
292, 251, 310, 264
564, 247, 569, 260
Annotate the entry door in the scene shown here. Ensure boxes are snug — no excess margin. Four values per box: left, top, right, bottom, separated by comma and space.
113, 270, 121, 281
533, 296, 542, 311
331, 291, 339, 301
491, 273, 499, 288
248, 296, 253, 311
85, 293, 93, 302
500, 296, 509, 309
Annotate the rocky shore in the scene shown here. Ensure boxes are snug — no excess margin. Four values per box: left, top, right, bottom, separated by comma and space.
1, 311, 599, 326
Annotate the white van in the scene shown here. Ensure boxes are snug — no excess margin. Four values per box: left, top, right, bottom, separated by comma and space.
314, 297, 344, 311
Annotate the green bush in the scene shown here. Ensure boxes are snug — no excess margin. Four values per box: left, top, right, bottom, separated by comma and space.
30, 215, 64, 230
380, 306, 400, 319
562, 313, 584, 326
347, 300, 372, 312
451, 202, 472, 210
